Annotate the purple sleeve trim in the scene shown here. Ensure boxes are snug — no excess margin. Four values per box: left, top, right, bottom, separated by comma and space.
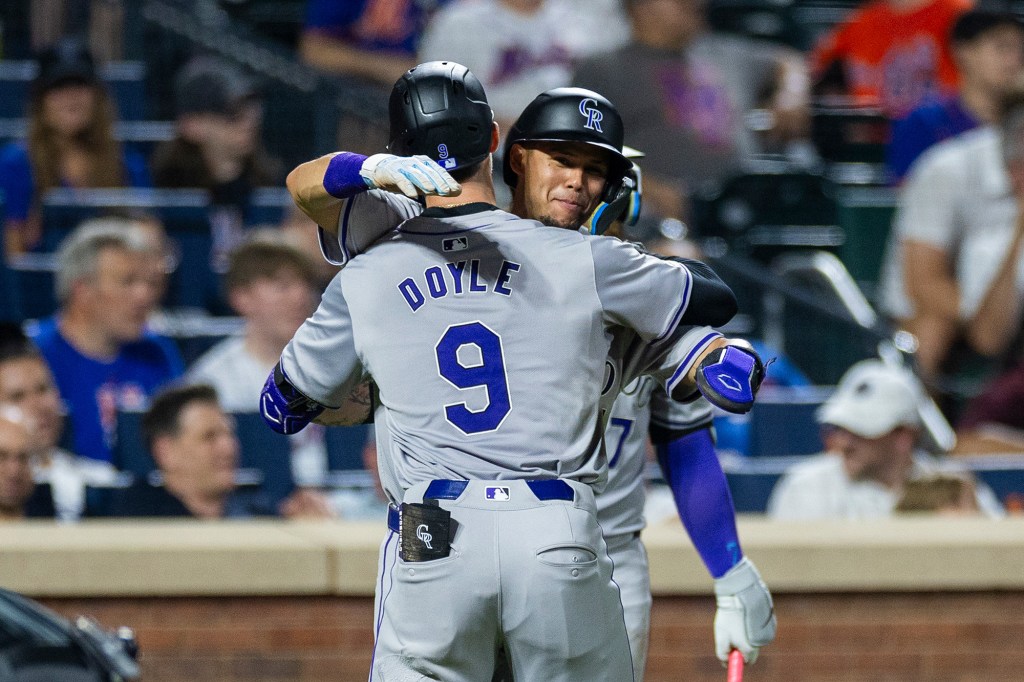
323, 152, 370, 199
656, 429, 742, 578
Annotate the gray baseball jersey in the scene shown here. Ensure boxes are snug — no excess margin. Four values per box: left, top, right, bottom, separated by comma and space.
283, 205, 709, 502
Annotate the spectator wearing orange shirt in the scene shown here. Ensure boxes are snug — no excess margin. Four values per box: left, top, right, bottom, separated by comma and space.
811, 0, 972, 118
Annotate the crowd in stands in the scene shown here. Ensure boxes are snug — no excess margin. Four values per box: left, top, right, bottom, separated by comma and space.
3, 0, 1024, 522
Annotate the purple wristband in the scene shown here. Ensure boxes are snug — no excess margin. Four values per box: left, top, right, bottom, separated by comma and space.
323, 152, 370, 198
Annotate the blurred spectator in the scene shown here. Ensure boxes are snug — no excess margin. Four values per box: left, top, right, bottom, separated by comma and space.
894, 474, 982, 514
878, 81, 1024, 410
419, 0, 574, 132
0, 37, 150, 256
887, 10, 1024, 183
0, 413, 53, 521
767, 359, 1002, 519
152, 55, 284, 267
298, 0, 452, 86
27, 218, 183, 464
185, 237, 328, 485
110, 384, 333, 519
954, 358, 1024, 453
547, 0, 631, 59
0, 323, 117, 521
809, 0, 971, 119
572, 0, 810, 221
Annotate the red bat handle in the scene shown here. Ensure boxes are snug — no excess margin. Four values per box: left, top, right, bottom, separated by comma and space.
727, 649, 744, 682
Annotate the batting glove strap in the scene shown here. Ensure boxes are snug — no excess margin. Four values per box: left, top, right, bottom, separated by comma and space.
695, 344, 766, 414
713, 558, 777, 665
259, 363, 326, 435
359, 153, 461, 198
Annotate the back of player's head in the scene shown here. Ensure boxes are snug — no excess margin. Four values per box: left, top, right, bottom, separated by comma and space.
387, 61, 494, 174
502, 87, 631, 201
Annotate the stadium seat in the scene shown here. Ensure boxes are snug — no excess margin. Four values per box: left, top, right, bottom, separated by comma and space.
747, 386, 830, 457
6, 252, 58, 321
234, 411, 295, 504
719, 453, 798, 513
0, 60, 148, 120
324, 424, 372, 471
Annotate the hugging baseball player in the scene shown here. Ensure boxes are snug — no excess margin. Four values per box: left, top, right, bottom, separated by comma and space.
262, 62, 773, 681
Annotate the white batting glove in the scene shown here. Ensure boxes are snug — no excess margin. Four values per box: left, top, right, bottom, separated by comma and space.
713, 557, 776, 665
359, 153, 461, 198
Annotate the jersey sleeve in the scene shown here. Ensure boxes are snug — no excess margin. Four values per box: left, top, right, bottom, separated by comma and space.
278, 275, 367, 407
589, 236, 694, 342
319, 190, 423, 265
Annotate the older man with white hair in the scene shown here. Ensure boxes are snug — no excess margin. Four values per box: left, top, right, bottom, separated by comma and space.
767, 360, 1003, 519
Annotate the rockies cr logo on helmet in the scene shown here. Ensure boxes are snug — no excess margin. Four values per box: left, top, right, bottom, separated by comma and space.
579, 98, 604, 132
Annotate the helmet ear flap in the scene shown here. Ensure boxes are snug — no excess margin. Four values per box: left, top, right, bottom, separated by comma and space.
584, 167, 641, 235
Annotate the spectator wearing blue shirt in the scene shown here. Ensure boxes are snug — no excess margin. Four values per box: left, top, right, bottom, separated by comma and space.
299, 0, 451, 86
28, 218, 183, 464
887, 10, 1024, 184
0, 37, 150, 257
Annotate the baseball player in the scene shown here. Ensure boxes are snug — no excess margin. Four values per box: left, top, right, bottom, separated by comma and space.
263, 62, 770, 681
285, 86, 776, 677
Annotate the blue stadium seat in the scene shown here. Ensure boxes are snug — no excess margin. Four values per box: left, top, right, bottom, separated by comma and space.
324, 424, 372, 471
746, 386, 830, 457
0, 60, 148, 120
234, 411, 295, 504
966, 456, 1024, 510
247, 187, 292, 226
6, 253, 57, 321
720, 454, 798, 513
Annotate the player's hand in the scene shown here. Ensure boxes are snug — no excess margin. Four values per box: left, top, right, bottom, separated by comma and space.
360, 153, 461, 198
713, 557, 776, 665
695, 340, 766, 414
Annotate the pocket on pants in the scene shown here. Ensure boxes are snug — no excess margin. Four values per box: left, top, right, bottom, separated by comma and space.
535, 544, 598, 568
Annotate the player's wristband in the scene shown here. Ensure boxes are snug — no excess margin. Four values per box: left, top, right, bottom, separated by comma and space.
323, 152, 370, 199
260, 363, 326, 435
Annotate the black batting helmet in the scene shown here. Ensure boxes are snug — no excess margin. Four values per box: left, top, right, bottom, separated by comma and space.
502, 87, 631, 200
388, 61, 494, 172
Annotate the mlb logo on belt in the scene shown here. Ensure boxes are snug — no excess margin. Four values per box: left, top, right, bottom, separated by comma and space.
485, 486, 510, 501
443, 237, 469, 252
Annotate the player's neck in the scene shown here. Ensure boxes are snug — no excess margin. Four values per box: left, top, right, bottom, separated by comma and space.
424, 177, 497, 209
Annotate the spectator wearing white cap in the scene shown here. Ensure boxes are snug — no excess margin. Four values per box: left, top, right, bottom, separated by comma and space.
767, 359, 1003, 519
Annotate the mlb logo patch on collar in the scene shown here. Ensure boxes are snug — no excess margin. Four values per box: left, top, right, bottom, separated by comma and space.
485, 486, 510, 501
443, 236, 469, 252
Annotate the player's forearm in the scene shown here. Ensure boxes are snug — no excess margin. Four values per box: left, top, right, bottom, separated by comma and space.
655, 429, 742, 578
287, 152, 368, 235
